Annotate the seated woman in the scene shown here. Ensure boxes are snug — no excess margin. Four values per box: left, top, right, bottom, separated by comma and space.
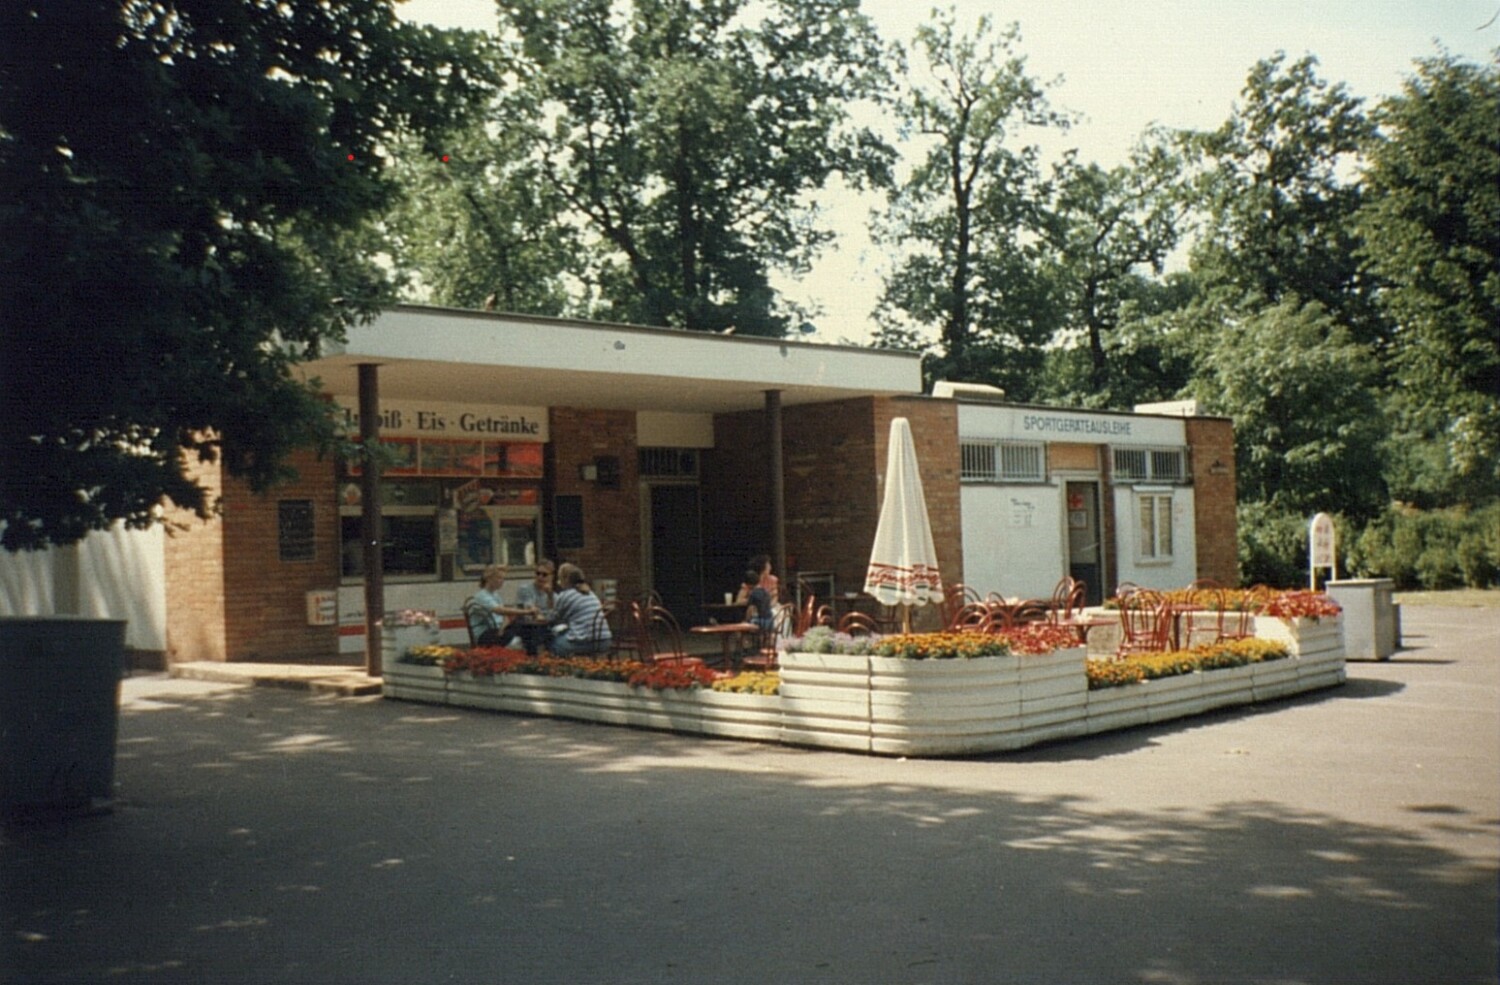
743, 568, 775, 633
508, 559, 557, 656
469, 564, 532, 647
735, 551, 780, 629
550, 563, 612, 657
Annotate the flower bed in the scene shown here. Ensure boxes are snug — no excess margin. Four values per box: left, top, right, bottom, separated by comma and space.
382, 611, 1345, 756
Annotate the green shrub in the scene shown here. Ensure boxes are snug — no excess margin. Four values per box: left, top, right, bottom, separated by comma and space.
1237, 503, 1307, 587
1348, 504, 1500, 589
1458, 532, 1497, 588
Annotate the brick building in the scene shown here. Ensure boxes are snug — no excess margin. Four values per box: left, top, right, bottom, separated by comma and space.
2, 305, 1236, 667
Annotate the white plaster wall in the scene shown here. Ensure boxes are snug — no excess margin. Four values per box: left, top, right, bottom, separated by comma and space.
0, 539, 57, 615
1112, 486, 1198, 591
76, 523, 166, 650
637, 411, 715, 447
0, 524, 166, 650
338, 581, 495, 654
960, 484, 1067, 600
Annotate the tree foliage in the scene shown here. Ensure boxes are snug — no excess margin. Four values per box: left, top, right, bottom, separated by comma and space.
493, 0, 893, 336
381, 115, 578, 315
1037, 138, 1183, 399
875, 11, 1069, 395
0, 0, 492, 550
1182, 53, 1380, 343
1192, 301, 1386, 518
1357, 51, 1500, 505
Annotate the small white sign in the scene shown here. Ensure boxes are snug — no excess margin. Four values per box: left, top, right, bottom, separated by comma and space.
305, 590, 338, 627
1309, 512, 1337, 587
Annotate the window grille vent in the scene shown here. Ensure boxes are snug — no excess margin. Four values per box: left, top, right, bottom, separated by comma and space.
960, 441, 1044, 481
960, 442, 996, 480
639, 447, 699, 478
1114, 447, 1186, 482
1114, 448, 1148, 480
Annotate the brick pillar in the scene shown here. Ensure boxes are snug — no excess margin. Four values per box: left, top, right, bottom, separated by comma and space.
1186, 417, 1239, 586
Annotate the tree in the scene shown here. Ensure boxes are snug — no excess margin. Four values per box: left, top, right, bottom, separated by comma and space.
1191, 300, 1386, 518
0, 0, 492, 550
1356, 50, 1500, 506
381, 114, 579, 315
875, 10, 1069, 394
1182, 53, 1380, 344
494, 0, 893, 336
1037, 138, 1183, 400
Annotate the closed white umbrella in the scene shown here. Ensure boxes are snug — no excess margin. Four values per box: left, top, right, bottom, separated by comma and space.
863, 417, 943, 632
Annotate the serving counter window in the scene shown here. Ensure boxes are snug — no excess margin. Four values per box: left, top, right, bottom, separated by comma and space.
339, 476, 541, 582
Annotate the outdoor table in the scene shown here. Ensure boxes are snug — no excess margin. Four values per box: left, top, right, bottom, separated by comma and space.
1164, 602, 1204, 650
701, 601, 749, 624
1057, 614, 1115, 646
833, 592, 892, 623
690, 621, 759, 669
509, 616, 552, 656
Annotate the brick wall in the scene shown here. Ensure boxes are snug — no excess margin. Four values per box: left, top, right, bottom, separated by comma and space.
1186, 417, 1239, 586
705, 396, 960, 624
784, 397, 881, 595
219, 447, 341, 663
162, 454, 228, 664
164, 447, 342, 664
548, 408, 642, 599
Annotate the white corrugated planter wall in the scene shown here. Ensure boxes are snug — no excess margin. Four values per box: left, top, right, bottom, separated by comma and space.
1014, 648, 1089, 746
382, 661, 449, 703
446, 672, 512, 712
780, 648, 1088, 756
778, 652, 874, 752
867, 654, 1024, 757
1254, 615, 1346, 695
696, 690, 782, 742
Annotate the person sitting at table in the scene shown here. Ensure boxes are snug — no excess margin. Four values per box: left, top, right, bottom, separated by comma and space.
468, 565, 534, 647
735, 554, 779, 605
550, 562, 612, 657
506, 559, 556, 656
742, 568, 776, 633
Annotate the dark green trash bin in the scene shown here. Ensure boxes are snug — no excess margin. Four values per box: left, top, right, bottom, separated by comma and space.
0, 617, 126, 818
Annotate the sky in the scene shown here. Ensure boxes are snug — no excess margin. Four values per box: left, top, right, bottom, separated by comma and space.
396, 0, 1499, 342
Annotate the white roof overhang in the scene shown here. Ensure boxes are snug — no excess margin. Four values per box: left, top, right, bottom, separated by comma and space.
297, 305, 923, 414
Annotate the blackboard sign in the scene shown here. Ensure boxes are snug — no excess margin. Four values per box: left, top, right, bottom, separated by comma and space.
278, 500, 316, 562
554, 494, 584, 550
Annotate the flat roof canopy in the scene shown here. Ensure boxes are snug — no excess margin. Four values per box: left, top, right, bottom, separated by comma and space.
299, 305, 924, 414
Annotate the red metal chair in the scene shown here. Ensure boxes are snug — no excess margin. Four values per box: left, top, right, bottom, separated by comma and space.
461, 595, 482, 649
793, 594, 822, 636
941, 583, 981, 628
1116, 590, 1171, 657
1048, 577, 1086, 627
946, 602, 994, 633
837, 611, 881, 636
643, 605, 704, 667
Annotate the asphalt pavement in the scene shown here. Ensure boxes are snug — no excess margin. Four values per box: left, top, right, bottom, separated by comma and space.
4, 605, 1497, 984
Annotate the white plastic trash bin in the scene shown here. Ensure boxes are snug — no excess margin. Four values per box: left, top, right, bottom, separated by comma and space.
1327, 578, 1400, 660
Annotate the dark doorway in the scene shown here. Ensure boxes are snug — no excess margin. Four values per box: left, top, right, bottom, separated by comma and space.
1066, 481, 1104, 606
648, 485, 703, 623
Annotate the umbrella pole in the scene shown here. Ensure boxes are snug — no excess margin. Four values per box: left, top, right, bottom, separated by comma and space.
901, 604, 911, 634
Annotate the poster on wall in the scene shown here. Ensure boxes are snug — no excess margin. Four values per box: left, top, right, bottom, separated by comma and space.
456, 510, 494, 573
422, 440, 485, 476
487, 442, 544, 478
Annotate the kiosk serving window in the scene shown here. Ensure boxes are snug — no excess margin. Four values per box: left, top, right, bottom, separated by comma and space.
339, 475, 541, 582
